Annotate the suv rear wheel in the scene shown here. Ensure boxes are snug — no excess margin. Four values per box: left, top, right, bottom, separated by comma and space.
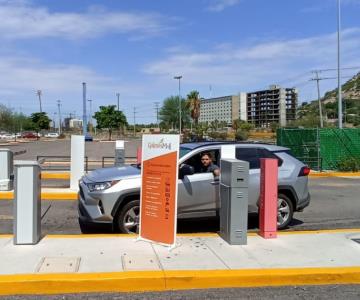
277, 193, 294, 229
115, 200, 140, 234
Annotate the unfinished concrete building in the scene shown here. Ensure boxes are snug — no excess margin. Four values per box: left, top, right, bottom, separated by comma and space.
247, 85, 297, 128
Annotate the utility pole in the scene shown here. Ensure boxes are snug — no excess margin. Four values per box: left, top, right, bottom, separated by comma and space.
88, 99, 93, 134
337, 0, 342, 128
310, 71, 324, 128
88, 99, 93, 126
36, 90, 43, 113
57, 100, 61, 135
53, 112, 57, 130
174, 75, 182, 134
82, 82, 87, 136
133, 107, 137, 137
154, 102, 160, 129
116, 93, 120, 111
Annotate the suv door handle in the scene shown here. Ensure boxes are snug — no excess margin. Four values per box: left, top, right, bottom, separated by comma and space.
210, 180, 219, 185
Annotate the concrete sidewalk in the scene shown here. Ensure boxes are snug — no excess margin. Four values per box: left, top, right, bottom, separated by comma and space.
0, 229, 360, 296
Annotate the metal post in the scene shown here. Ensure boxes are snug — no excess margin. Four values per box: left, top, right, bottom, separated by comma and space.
317, 127, 321, 172
315, 71, 324, 128
174, 76, 182, 134
82, 82, 88, 136
116, 93, 120, 111
13, 160, 41, 245
337, 0, 343, 129
57, 100, 61, 135
154, 102, 160, 129
36, 90, 42, 113
133, 107, 136, 137
88, 99, 92, 129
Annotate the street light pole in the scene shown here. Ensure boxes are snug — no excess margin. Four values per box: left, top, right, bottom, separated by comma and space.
82, 82, 87, 136
116, 93, 120, 111
337, 0, 343, 128
88, 99, 93, 132
57, 100, 61, 135
174, 75, 182, 134
36, 90, 43, 113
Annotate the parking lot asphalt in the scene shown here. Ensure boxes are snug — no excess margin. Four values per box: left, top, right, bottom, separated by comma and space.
1, 177, 360, 235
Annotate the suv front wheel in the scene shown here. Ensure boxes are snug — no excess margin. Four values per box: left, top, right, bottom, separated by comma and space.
277, 193, 294, 229
115, 200, 140, 234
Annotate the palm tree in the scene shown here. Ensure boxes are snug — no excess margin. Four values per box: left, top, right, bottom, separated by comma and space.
186, 90, 201, 125
159, 96, 190, 131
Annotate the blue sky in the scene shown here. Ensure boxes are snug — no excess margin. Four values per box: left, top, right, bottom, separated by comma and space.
0, 0, 359, 124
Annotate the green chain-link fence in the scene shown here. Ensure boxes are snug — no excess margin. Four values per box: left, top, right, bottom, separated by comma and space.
277, 128, 360, 170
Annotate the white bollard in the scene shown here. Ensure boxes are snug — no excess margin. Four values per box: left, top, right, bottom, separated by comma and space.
0, 149, 13, 191
13, 160, 41, 245
70, 135, 85, 191
115, 140, 125, 167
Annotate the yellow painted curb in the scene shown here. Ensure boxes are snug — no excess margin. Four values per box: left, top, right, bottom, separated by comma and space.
310, 172, 360, 178
164, 267, 360, 290
0, 191, 77, 201
41, 191, 77, 200
0, 271, 165, 296
0, 267, 360, 296
41, 172, 70, 180
0, 192, 12, 200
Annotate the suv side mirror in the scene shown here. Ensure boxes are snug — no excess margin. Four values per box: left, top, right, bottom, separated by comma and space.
179, 164, 194, 179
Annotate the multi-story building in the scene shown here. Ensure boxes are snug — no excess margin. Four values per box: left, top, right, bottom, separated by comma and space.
69, 119, 83, 129
199, 93, 247, 125
247, 85, 297, 128
199, 85, 297, 128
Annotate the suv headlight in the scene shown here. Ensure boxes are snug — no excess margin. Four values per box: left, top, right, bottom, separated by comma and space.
86, 180, 119, 192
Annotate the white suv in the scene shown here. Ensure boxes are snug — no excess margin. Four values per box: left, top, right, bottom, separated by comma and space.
78, 142, 311, 233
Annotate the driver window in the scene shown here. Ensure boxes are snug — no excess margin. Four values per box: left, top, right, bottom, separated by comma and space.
183, 150, 220, 173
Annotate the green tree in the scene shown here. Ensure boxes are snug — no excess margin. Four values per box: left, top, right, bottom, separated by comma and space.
0, 104, 13, 132
93, 105, 127, 140
193, 122, 209, 139
186, 90, 201, 125
159, 96, 190, 132
232, 119, 254, 132
30, 112, 51, 137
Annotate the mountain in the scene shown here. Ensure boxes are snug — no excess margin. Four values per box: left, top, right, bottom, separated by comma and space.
296, 72, 360, 127
322, 72, 360, 104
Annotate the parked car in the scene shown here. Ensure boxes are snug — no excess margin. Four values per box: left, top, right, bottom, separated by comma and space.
45, 132, 59, 138
78, 142, 311, 233
21, 132, 37, 139
0, 133, 15, 139
85, 134, 93, 142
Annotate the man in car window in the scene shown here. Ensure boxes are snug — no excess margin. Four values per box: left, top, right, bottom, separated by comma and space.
200, 152, 220, 177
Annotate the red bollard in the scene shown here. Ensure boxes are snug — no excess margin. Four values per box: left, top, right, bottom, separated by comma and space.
259, 158, 278, 239
136, 147, 142, 165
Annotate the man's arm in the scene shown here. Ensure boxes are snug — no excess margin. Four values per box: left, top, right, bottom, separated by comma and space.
211, 164, 220, 177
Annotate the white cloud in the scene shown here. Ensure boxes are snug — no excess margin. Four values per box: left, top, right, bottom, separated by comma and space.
0, 1, 170, 40
144, 28, 360, 100
206, 0, 241, 12
0, 54, 155, 118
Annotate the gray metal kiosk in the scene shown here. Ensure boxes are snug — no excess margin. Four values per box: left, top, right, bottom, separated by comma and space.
13, 160, 41, 245
219, 158, 249, 245
0, 149, 14, 191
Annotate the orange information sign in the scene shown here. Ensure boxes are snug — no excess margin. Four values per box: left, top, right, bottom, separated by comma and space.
139, 135, 179, 246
